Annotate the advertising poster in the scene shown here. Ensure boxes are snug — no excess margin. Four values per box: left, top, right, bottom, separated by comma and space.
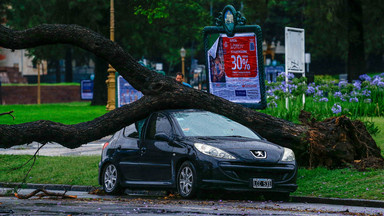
117, 75, 143, 108
80, 80, 93, 100
207, 33, 261, 104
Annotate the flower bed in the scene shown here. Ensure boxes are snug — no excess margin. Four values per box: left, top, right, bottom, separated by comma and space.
262, 73, 384, 135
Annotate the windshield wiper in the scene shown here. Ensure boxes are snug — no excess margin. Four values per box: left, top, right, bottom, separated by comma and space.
223, 135, 247, 138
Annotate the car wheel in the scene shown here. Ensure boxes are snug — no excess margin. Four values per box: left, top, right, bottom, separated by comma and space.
102, 163, 123, 195
263, 192, 290, 201
177, 161, 198, 198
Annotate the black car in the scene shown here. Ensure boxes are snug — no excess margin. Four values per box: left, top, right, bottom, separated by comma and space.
99, 109, 297, 199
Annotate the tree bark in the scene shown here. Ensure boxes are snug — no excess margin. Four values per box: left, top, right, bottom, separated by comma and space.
65, 47, 73, 83
54, 59, 61, 83
0, 24, 382, 169
91, 56, 108, 106
347, 0, 365, 82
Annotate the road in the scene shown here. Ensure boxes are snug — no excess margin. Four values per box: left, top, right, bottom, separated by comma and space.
1, 189, 384, 215
0, 136, 110, 156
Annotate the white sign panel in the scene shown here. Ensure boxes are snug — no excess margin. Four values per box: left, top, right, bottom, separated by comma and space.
285, 27, 305, 74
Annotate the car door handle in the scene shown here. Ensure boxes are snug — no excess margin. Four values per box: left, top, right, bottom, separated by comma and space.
141, 147, 146, 155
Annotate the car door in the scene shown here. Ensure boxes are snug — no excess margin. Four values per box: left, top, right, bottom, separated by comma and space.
115, 124, 142, 181
140, 113, 174, 182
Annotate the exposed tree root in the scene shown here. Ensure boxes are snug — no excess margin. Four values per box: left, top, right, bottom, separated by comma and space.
300, 111, 384, 170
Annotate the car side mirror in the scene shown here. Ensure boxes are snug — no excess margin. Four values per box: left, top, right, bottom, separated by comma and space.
154, 133, 172, 142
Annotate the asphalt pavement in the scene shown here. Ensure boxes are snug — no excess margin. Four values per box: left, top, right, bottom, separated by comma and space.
0, 136, 110, 156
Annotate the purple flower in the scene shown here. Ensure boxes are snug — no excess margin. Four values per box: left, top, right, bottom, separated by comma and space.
359, 74, 371, 82
315, 90, 323, 97
306, 86, 315, 94
331, 104, 342, 114
268, 101, 277, 108
334, 91, 342, 98
338, 80, 348, 88
319, 97, 328, 102
353, 81, 361, 90
362, 89, 371, 97
371, 77, 382, 86
349, 97, 359, 103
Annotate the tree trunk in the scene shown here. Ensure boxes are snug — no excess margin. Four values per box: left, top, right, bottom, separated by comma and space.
54, 59, 61, 83
65, 47, 73, 83
0, 24, 382, 169
347, 0, 365, 82
91, 56, 108, 106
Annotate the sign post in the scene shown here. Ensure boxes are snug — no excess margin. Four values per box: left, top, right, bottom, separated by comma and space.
203, 5, 266, 109
285, 27, 305, 108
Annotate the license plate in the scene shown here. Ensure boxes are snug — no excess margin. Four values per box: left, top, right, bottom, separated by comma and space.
252, 178, 272, 189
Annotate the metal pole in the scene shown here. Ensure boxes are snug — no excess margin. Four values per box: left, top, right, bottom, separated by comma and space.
106, 0, 116, 111
37, 62, 41, 104
182, 57, 186, 82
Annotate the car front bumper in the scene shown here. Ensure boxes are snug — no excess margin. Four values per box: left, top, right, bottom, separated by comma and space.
195, 156, 298, 192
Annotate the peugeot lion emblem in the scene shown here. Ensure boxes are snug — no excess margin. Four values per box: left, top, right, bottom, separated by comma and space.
252, 150, 267, 159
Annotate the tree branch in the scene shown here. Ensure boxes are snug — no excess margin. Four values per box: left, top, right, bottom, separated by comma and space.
0, 111, 15, 120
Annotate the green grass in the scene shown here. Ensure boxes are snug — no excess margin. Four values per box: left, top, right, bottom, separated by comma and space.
0, 102, 107, 125
370, 117, 384, 155
0, 155, 100, 186
293, 167, 384, 200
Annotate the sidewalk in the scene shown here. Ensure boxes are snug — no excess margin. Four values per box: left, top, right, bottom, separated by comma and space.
0, 135, 111, 156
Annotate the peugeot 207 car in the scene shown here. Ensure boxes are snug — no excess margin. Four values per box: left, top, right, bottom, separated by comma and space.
98, 109, 297, 200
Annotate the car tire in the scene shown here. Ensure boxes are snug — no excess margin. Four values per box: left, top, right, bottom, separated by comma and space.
263, 192, 290, 201
102, 163, 123, 195
177, 161, 198, 198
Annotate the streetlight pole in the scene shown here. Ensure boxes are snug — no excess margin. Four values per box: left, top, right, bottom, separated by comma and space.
37, 62, 41, 104
106, 0, 116, 111
180, 47, 186, 82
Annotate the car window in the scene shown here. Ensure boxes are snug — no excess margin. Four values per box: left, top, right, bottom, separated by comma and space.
171, 111, 260, 139
145, 113, 172, 140
145, 113, 158, 140
123, 124, 138, 138
155, 114, 172, 136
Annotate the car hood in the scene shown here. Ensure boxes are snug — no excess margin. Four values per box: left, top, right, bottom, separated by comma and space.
188, 137, 285, 163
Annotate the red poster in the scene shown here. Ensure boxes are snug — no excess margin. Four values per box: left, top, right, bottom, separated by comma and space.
222, 36, 258, 78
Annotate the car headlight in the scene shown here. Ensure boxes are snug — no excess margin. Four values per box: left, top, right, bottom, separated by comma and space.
194, 143, 236, 160
281, 147, 295, 161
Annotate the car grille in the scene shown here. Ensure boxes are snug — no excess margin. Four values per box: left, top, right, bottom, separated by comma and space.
220, 162, 295, 182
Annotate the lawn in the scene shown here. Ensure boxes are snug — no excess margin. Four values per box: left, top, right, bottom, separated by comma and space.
0, 102, 107, 125
1, 102, 384, 200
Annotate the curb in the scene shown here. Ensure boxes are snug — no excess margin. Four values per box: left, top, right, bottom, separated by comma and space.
291, 196, 384, 208
1, 182, 384, 208
0, 182, 98, 192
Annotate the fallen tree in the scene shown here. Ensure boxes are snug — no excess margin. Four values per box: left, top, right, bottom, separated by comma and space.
0, 24, 382, 169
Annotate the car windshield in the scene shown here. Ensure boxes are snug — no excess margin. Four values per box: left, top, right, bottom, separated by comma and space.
171, 111, 260, 139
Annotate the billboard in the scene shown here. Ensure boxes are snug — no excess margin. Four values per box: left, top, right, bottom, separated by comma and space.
207, 33, 261, 104
116, 75, 143, 108
80, 80, 93, 100
203, 5, 266, 109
